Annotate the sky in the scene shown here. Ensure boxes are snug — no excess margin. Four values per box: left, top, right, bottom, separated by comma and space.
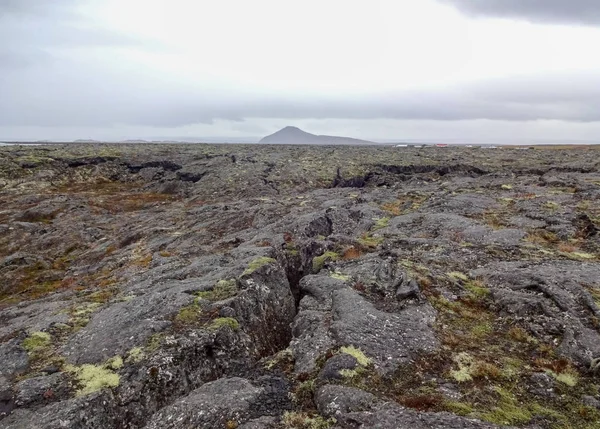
2, 0, 600, 143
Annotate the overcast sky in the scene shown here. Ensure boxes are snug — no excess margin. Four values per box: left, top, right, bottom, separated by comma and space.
2, 0, 600, 143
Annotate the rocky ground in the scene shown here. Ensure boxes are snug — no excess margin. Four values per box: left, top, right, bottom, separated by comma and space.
0, 143, 600, 429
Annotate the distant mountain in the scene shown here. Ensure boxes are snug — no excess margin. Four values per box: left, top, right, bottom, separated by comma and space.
259, 126, 376, 145
73, 139, 100, 143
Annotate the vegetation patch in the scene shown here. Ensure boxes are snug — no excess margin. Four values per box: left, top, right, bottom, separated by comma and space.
126, 347, 145, 363
70, 302, 103, 329
463, 279, 490, 300
312, 251, 339, 271
372, 217, 390, 230
265, 348, 294, 371
380, 194, 429, 216
65, 363, 120, 396
339, 345, 371, 367
357, 233, 383, 249
22, 331, 52, 354
281, 411, 336, 429
196, 279, 238, 301
174, 302, 203, 326
243, 257, 277, 275
447, 271, 469, 281
105, 355, 123, 370
208, 317, 240, 331
341, 246, 362, 260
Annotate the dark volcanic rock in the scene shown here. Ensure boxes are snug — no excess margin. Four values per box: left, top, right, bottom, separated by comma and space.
143, 377, 262, 429
1, 143, 600, 428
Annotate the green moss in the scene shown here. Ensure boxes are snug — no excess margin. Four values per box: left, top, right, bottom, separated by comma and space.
450, 352, 474, 382
86, 289, 116, 304
501, 184, 513, 190
65, 363, 120, 396
546, 369, 578, 387
146, 333, 164, 352
70, 302, 103, 329
357, 234, 383, 248
372, 217, 390, 230
447, 271, 469, 281
312, 251, 339, 271
281, 411, 336, 429
464, 280, 490, 300
22, 331, 52, 354
543, 201, 560, 211
196, 279, 238, 301
444, 401, 474, 416
339, 368, 365, 379
126, 347, 145, 363
340, 345, 371, 367
330, 272, 351, 281
292, 378, 316, 407
208, 317, 240, 331
478, 387, 532, 426
243, 257, 277, 275
106, 355, 123, 370
265, 348, 293, 370
175, 303, 202, 325
471, 321, 493, 338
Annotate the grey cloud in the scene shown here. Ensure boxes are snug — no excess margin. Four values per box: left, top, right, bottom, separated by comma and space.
439, 0, 600, 26
1, 0, 160, 71
2, 58, 600, 127
0, 0, 73, 15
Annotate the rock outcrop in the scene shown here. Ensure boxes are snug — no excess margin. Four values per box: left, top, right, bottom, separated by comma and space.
1, 143, 599, 428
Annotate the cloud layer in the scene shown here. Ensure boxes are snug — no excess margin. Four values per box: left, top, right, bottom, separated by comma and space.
2, 0, 600, 141
440, 0, 600, 26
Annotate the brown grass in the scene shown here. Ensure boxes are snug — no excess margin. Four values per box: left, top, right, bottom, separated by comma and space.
342, 246, 362, 260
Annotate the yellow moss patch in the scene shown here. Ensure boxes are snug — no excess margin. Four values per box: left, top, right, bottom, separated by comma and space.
65, 363, 120, 396
22, 331, 52, 354
126, 347, 145, 363
546, 369, 579, 387
566, 251, 596, 260
450, 352, 475, 382
243, 257, 277, 275
105, 355, 123, 370
340, 345, 371, 367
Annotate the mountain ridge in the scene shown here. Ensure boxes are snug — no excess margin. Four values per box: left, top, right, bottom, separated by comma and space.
259, 126, 377, 145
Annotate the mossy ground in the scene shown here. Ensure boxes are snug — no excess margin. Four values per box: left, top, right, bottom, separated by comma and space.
65, 362, 120, 396
243, 257, 277, 275
281, 411, 336, 429
22, 331, 52, 354
327, 270, 600, 428
196, 279, 238, 301
312, 251, 340, 271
